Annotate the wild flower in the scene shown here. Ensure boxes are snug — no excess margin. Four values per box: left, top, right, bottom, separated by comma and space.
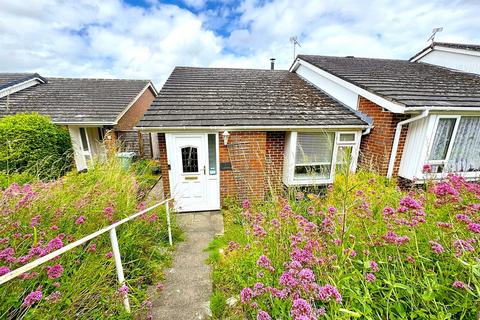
429, 241, 444, 254
298, 268, 315, 286
0, 266, 10, 276
45, 237, 64, 253
365, 273, 376, 282
422, 164, 432, 173
104, 207, 114, 221
0, 247, 14, 261
452, 281, 470, 290
105, 251, 113, 258
452, 239, 475, 257
316, 284, 342, 303
0, 237, 9, 244
22, 290, 43, 307
369, 261, 379, 272
240, 287, 254, 303
436, 221, 452, 229
142, 299, 153, 309
253, 225, 267, 238
257, 310, 272, 320
118, 284, 129, 297
46, 264, 64, 279
468, 222, 480, 233
242, 199, 251, 209
45, 291, 61, 303
431, 182, 460, 197
156, 283, 164, 292
30, 215, 41, 227
295, 192, 305, 201
75, 215, 86, 225
257, 255, 274, 272
50, 225, 59, 230
399, 196, 422, 210
88, 243, 97, 252
327, 206, 336, 216
456, 214, 471, 223
290, 298, 313, 319
279, 271, 299, 289
253, 282, 267, 296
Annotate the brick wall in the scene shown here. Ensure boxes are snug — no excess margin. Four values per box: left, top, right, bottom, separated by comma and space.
116, 130, 152, 158
115, 87, 156, 130
265, 131, 286, 195
157, 133, 170, 197
357, 96, 409, 176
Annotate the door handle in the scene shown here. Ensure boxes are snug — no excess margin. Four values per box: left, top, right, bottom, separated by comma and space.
203, 165, 206, 175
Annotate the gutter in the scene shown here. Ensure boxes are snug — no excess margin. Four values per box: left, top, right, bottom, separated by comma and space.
386, 110, 430, 178
134, 124, 370, 132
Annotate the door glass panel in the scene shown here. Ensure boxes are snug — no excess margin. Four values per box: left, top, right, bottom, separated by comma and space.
208, 134, 217, 175
79, 128, 89, 151
429, 118, 456, 161
181, 147, 198, 173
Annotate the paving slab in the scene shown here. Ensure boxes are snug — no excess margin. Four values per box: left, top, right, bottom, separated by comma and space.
151, 211, 224, 320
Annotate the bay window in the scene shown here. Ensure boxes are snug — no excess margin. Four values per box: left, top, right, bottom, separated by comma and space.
427, 116, 480, 174
284, 131, 360, 185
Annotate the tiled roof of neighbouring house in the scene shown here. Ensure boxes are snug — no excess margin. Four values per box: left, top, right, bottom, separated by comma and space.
298, 54, 480, 109
0, 73, 46, 90
0, 74, 152, 124
138, 67, 368, 128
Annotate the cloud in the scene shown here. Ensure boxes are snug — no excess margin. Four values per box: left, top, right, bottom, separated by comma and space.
0, 0, 479, 87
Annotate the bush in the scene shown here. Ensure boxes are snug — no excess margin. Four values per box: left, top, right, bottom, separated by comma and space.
209, 171, 480, 319
0, 113, 72, 181
0, 158, 182, 319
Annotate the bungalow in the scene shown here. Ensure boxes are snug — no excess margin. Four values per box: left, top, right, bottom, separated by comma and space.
0, 73, 158, 171
137, 42, 480, 212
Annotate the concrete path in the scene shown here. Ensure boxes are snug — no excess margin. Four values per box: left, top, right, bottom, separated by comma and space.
151, 211, 224, 320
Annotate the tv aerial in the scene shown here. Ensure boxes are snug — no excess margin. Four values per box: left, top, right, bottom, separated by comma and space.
427, 27, 443, 43
290, 36, 302, 59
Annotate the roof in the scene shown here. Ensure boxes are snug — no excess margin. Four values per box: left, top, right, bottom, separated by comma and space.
0, 73, 47, 90
297, 54, 480, 109
0, 75, 153, 124
137, 67, 367, 129
410, 41, 480, 61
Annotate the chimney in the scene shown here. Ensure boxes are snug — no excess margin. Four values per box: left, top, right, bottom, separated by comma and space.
270, 58, 276, 70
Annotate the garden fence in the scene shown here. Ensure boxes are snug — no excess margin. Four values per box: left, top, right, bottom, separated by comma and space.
0, 198, 173, 313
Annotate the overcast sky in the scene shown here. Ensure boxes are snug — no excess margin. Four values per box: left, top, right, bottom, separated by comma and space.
1, 0, 479, 87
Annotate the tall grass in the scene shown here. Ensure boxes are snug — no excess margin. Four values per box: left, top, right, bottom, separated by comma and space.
0, 158, 181, 319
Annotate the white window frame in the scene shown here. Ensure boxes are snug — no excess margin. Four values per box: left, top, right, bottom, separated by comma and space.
283, 131, 360, 186
423, 115, 480, 179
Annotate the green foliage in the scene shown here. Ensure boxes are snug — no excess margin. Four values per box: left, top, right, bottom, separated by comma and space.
210, 291, 227, 319
0, 158, 182, 319
130, 159, 162, 196
0, 113, 72, 181
0, 170, 37, 188
209, 170, 480, 319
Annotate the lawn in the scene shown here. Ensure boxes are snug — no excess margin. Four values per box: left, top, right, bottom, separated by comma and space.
208, 170, 480, 319
0, 158, 181, 319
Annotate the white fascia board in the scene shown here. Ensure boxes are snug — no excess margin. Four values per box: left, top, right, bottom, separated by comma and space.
410, 48, 433, 62
134, 125, 369, 132
406, 106, 480, 112
435, 46, 480, 58
291, 59, 405, 113
113, 82, 155, 125
54, 121, 115, 126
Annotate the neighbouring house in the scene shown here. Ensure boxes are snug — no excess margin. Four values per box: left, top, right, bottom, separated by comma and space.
410, 41, 480, 75
136, 67, 370, 212
0, 73, 158, 171
290, 53, 480, 183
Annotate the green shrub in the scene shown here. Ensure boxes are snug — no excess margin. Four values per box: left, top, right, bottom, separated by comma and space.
0, 170, 37, 188
210, 291, 227, 319
0, 113, 72, 180
0, 158, 182, 319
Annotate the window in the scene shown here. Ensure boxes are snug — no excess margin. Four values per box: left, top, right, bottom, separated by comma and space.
181, 147, 198, 173
427, 116, 480, 174
79, 128, 89, 152
97, 127, 106, 141
208, 134, 217, 175
294, 132, 334, 179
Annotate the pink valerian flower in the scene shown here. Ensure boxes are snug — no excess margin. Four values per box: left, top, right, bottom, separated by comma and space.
257, 310, 272, 320
382, 231, 410, 245
436, 221, 452, 229
0, 237, 9, 244
52, 282, 61, 288
30, 215, 41, 227
46, 264, 64, 279
137, 202, 146, 210
343, 248, 357, 257
306, 206, 315, 215
0, 266, 11, 276
148, 212, 158, 222
422, 164, 432, 173
45, 291, 62, 303
406, 256, 415, 263
253, 282, 267, 296
253, 225, 267, 238
88, 243, 97, 252
0, 247, 14, 261
256, 255, 274, 272
365, 273, 376, 282
429, 241, 444, 254
468, 222, 480, 233
431, 182, 460, 197
290, 247, 315, 265
105, 251, 113, 258
251, 302, 258, 309
316, 284, 342, 303
45, 237, 64, 253
327, 206, 336, 216
452, 239, 475, 257
453, 281, 470, 290
142, 299, 153, 309
242, 199, 251, 209
75, 215, 86, 225
270, 218, 281, 230
20, 272, 39, 279
291, 298, 313, 319
269, 287, 288, 299
279, 271, 299, 289
118, 284, 129, 296
456, 214, 471, 223
104, 206, 114, 221
22, 290, 43, 306
298, 268, 316, 286
355, 189, 365, 197
369, 261, 379, 272
399, 196, 422, 210
156, 283, 164, 292
50, 225, 59, 231
240, 287, 254, 303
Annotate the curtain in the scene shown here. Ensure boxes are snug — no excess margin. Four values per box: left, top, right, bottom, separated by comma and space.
447, 117, 480, 172
429, 118, 456, 161
296, 132, 334, 164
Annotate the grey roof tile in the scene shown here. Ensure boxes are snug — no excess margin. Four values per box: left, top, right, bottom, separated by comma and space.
298, 55, 480, 109
138, 67, 367, 128
0, 75, 151, 124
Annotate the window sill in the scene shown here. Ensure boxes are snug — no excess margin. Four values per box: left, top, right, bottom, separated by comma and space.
286, 177, 333, 186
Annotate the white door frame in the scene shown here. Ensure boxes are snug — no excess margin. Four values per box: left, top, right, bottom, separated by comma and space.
166, 132, 220, 212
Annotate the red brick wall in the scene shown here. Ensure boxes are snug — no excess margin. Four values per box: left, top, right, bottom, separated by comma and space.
157, 133, 170, 197
357, 97, 409, 176
115, 87, 156, 130
265, 131, 286, 195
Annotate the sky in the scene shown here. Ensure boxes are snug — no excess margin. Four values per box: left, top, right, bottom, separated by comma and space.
1, 0, 480, 87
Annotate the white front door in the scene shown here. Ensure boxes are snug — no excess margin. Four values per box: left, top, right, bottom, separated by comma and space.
167, 133, 220, 212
